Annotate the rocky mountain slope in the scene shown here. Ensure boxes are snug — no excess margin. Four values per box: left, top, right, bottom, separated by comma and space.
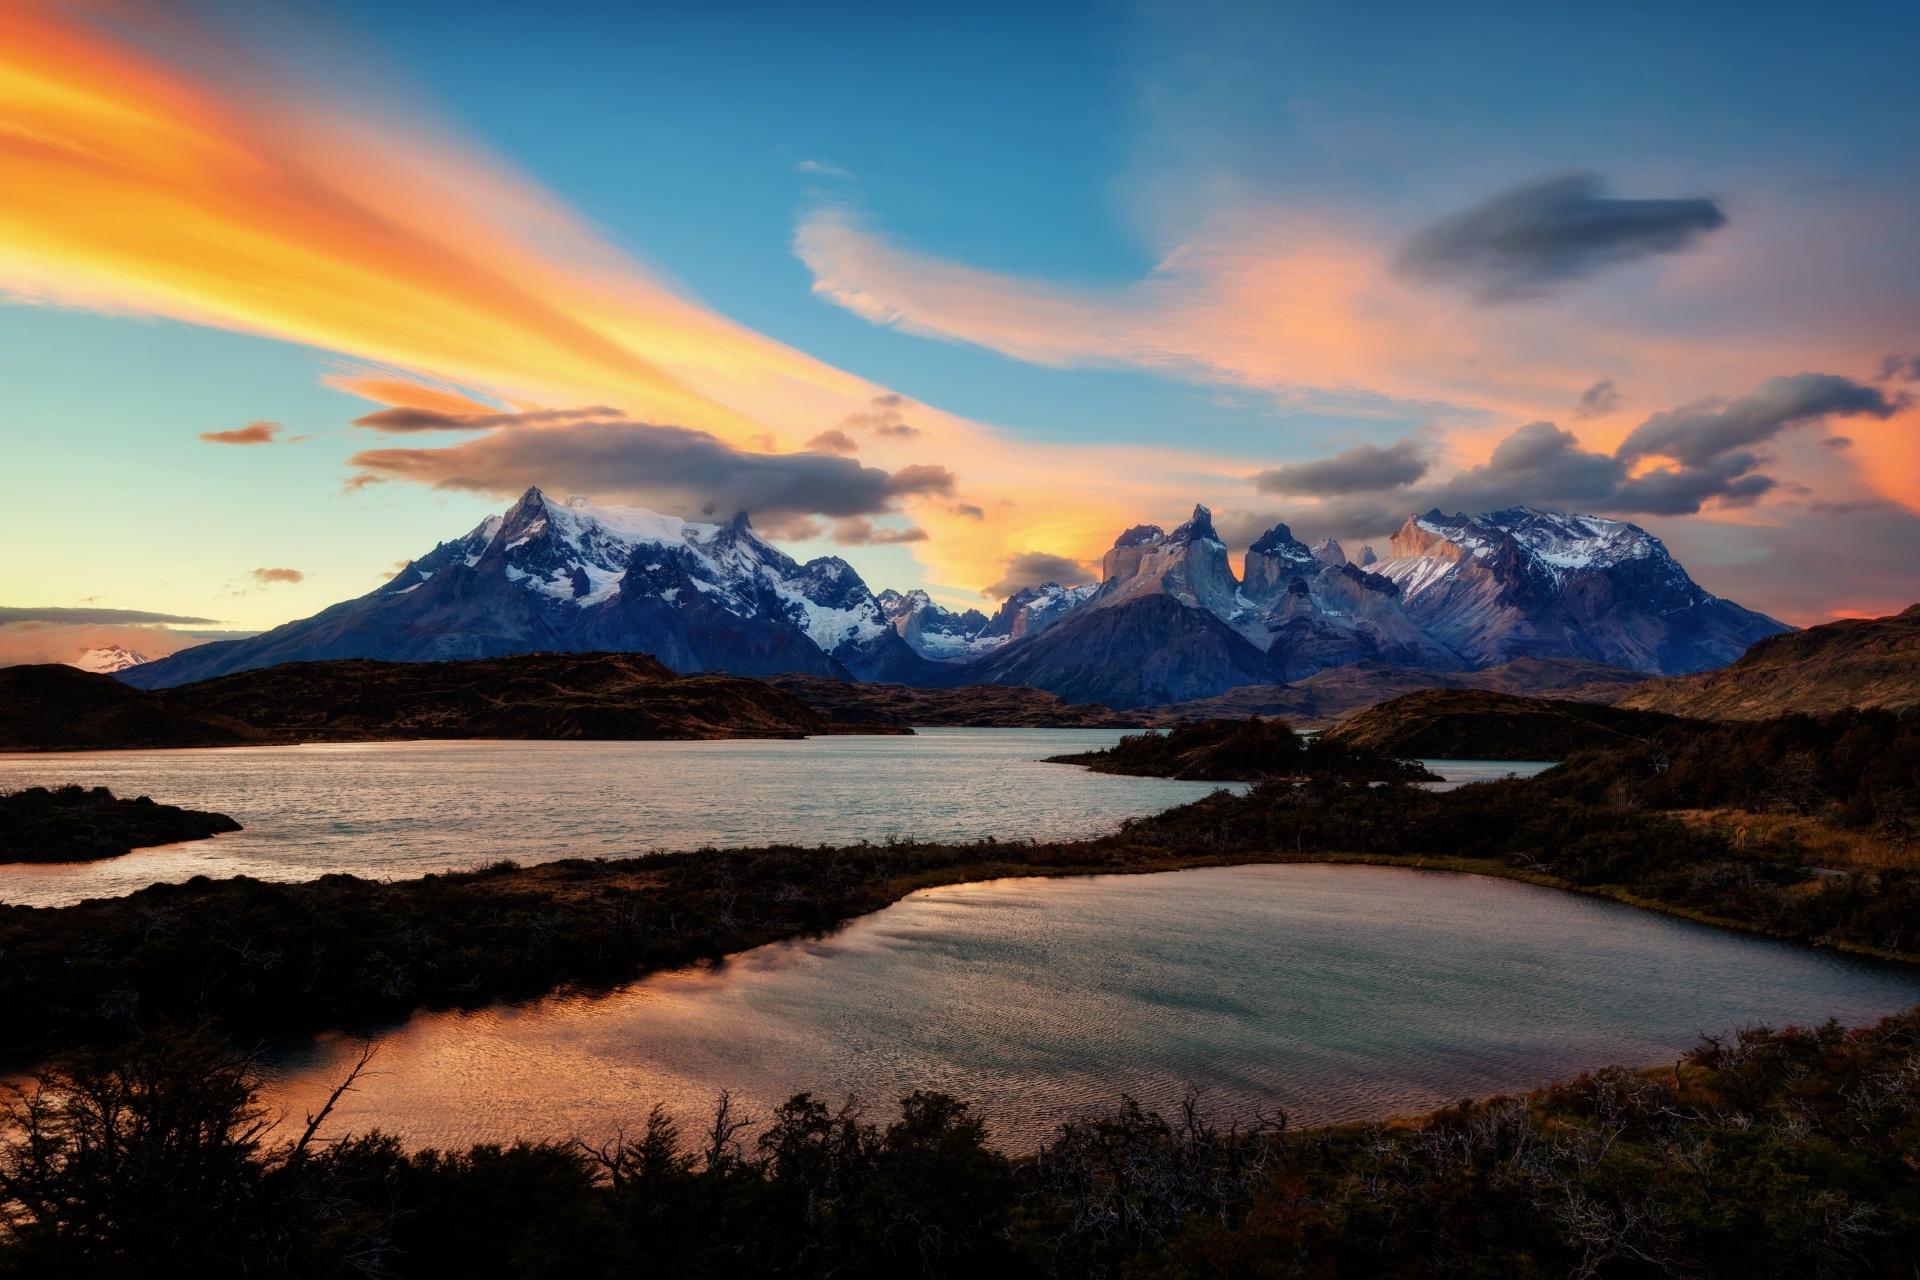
945, 503, 1763, 710
1371, 508, 1787, 673
0, 664, 271, 751
124, 488, 936, 689
1324, 688, 1693, 760
944, 592, 1282, 708
878, 581, 1099, 663
1620, 603, 1920, 719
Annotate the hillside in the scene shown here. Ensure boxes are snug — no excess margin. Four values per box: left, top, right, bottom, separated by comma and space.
1139, 655, 1648, 728
768, 674, 1141, 727
1324, 688, 1693, 759
0, 664, 270, 751
1045, 716, 1438, 782
165, 652, 902, 741
1621, 603, 1920, 719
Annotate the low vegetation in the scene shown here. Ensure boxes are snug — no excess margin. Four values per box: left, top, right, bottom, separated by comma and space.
0, 664, 266, 751
164, 652, 908, 742
0, 785, 240, 864
1322, 688, 1690, 760
5, 1011, 1918, 1278
1045, 717, 1438, 782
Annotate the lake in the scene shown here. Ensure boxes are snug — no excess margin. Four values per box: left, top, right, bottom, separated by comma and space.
0, 730, 1552, 908
262, 861, 1920, 1152
0, 730, 1254, 906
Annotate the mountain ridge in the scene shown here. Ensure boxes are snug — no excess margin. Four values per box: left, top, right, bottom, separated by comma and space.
1619, 603, 1920, 719
124, 488, 936, 690
116, 492, 1788, 712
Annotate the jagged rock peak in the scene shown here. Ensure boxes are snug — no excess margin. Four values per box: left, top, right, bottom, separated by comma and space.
1248, 522, 1298, 554
1170, 504, 1220, 544
1111, 523, 1166, 549
1247, 522, 1317, 563
1309, 537, 1347, 568
1357, 546, 1378, 567
1390, 510, 1484, 560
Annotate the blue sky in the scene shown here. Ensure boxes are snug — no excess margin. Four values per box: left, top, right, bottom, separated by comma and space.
2, 0, 1916, 654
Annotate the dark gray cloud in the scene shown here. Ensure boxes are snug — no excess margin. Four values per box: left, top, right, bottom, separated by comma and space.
349, 418, 956, 520
352, 406, 618, 432
1396, 172, 1727, 301
831, 518, 929, 545
1247, 371, 1899, 532
1877, 354, 1920, 382
982, 551, 1093, 598
1574, 378, 1620, 419
950, 503, 985, 519
200, 420, 282, 445
0, 607, 219, 626
1617, 373, 1899, 466
1250, 439, 1428, 496
1426, 421, 1628, 510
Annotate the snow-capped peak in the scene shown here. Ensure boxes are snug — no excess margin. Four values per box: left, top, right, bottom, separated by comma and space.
1480, 507, 1658, 573
72, 645, 150, 674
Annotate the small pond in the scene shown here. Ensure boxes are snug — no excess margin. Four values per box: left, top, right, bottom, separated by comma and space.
263, 862, 1920, 1151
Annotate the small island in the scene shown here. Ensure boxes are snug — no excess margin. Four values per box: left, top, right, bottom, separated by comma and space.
0, 784, 241, 864
1046, 716, 1440, 782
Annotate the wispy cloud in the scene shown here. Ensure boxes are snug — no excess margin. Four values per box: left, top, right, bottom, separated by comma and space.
0, 607, 218, 626
199, 420, 283, 445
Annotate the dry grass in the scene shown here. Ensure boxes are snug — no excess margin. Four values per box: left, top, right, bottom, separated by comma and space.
1674, 808, 1920, 873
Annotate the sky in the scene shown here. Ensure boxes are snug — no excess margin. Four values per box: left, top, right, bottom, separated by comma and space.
1, 0, 1916, 663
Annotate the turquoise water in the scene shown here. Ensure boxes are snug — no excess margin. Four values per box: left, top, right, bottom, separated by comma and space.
264, 861, 1920, 1151
0, 730, 1250, 906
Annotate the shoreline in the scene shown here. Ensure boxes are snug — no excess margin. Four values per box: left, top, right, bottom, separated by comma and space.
7, 836, 1905, 1065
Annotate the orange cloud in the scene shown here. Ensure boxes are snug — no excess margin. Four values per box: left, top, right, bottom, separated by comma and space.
0, 0, 866, 440
0, 0, 1239, 596
797, 205, 1920, 512
199, 419, 281, 444
322, 374, 501, 417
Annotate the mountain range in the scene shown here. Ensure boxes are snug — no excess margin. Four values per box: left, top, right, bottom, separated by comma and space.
124, 487, 1791, 708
